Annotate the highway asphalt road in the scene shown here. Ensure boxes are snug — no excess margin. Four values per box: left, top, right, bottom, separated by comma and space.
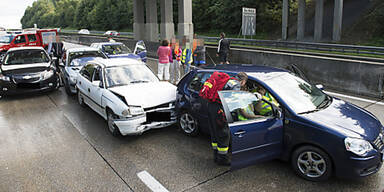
0, 42, 383, 192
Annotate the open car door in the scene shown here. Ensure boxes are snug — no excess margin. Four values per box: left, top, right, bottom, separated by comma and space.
134, 40, 147, 63
218, 90, 284, 170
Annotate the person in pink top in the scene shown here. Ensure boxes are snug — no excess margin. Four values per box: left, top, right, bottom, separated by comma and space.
157, 40, 171, 80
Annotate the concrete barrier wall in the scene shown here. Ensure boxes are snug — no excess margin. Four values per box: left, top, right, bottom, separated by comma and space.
205, 46, 384, 99
61, 33, 384, 99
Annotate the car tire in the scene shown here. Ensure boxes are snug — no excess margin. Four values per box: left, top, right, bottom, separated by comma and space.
291, 145, 332, 182
178, 111, 199, 137
77, 90, 85, 107
107, 109, 121, 137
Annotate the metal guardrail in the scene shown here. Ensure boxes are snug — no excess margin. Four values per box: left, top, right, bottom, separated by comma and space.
200, 36, 384, 56
61, 29, 384, 56
61, 29, 133, 36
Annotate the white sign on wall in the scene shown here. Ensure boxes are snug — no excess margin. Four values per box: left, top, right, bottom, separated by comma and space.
242, 7, 256, 36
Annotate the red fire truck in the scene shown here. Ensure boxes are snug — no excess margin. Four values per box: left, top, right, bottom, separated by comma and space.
0, 29, 58, 58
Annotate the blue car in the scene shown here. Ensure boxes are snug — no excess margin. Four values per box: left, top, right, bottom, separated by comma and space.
175, 64, 384, 181
90, 41, 147, 62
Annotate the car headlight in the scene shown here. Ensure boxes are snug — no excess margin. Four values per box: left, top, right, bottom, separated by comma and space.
42, 70, 54, 80
344, 137, 373, 156
0, 74, 10, 81
122, 106, 144, 117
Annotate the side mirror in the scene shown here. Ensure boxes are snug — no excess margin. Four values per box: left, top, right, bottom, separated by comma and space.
316, 84, 324, 90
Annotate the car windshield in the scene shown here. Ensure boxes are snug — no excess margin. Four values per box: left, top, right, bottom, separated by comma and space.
3, 49, 50, 65
261, 72, 327, 114
0, 35, 13, 43
103, 44, 131, 55
68, 51, 105, 65
105, 64, 158, 88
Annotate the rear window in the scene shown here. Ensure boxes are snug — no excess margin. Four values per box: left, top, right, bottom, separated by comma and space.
3, 50, 50, 65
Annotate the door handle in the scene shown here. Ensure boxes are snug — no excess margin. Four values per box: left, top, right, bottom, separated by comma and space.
88, 88, 90, 92
79, 81, 81, 85
234, 130, 246, 137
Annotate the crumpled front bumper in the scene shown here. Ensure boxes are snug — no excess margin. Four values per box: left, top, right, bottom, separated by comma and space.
114, 106, 176, 136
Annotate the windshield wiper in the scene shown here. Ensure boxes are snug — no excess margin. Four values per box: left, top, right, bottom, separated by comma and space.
130, 80, 149, 84
316, 96, 331, 109
298, 109, 320, 115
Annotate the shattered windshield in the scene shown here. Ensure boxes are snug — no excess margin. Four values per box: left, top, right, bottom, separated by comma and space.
261, 72, 327, 114
105, 64, 158, 88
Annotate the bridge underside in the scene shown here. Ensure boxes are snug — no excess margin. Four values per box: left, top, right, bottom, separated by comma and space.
282, 0, 344, 42
133, 0, 193, 43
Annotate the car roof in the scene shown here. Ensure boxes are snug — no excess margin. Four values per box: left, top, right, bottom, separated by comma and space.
91, 58, 143, 68
67, 47, 99, 53
197, 64, 290, 80
8, 47, 45, 52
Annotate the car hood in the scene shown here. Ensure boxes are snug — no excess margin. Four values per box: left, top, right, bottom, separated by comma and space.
300, 98, 382, 140
108, 82, 177, 108
107, 53, 140, 59
1, 62, 51, 72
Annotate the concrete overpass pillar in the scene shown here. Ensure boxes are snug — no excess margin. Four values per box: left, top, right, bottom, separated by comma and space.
178, 0, 194, 43
314, 0, 324, 41
282, 0, 289, 40
297, 0, 306, 40
145, 0, 159, 42
160, 0, 175, 41
133, 0, 145, 40
333, 0, 343, 42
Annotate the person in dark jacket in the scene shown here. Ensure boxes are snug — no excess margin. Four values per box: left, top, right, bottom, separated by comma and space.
217, 32, 230, 65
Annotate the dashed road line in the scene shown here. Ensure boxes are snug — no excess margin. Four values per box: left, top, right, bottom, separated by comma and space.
137, 171, 170, 192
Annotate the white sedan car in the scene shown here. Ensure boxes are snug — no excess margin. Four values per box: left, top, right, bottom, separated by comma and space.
76, 58, 177, 136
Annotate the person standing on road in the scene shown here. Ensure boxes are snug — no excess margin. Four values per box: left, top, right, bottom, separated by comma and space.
157, 40, 171, 81
217, 32, 230, 65
171, 39, 182, 84
181, 42, 193, 74
200, 72, 248, 166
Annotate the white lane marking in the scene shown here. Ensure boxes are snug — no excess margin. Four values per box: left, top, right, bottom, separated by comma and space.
325, 91, 384, 106
137, 171, 169, 192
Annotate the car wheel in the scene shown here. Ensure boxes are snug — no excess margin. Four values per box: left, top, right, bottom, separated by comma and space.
178, 111, 199, 136
77, 90, 85, 107
107, 110, 121, 137
291, 145, 332, 181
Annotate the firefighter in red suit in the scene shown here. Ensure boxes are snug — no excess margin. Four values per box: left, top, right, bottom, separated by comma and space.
201, 72, 248, 166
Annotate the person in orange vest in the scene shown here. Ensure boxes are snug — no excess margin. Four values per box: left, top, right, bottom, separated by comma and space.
173, 40, 182, 83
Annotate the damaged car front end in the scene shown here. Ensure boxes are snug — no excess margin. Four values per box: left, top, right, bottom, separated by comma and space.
113, 101, 177, 135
